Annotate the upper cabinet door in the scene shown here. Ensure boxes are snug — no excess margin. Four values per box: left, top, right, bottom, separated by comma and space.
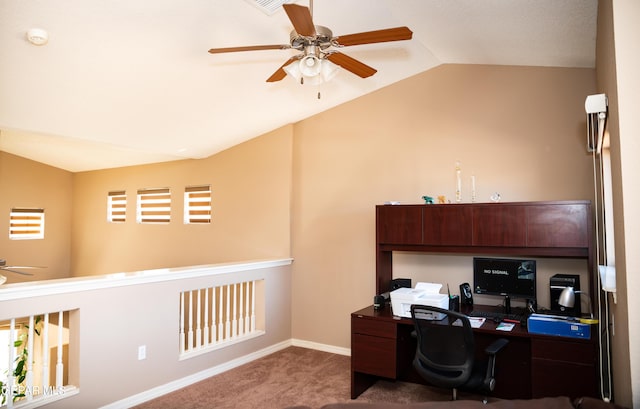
423, 205, 473, 246
377, 206, 423, 244
527, 204, 589, 248
472, 205, 527, 247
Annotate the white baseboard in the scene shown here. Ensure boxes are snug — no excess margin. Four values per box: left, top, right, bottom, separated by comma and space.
291, 338, 351, 356
100, 340, 293, 409
100, 338, 349, 409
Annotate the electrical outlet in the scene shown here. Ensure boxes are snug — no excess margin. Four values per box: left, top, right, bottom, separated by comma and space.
138, 345, 146, 360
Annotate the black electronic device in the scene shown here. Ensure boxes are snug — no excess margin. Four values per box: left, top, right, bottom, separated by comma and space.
459, 282, 473, 306
389, 278, 411, 291
550, 274, 580, 317
373, 294, 386, 310
449, 295, 460, 312
473, 257, 536, 314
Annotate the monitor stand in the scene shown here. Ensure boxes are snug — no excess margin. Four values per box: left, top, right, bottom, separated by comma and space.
503, 295, 512, 314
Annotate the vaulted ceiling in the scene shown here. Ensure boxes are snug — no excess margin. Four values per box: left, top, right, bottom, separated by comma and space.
0, 0, 597, 172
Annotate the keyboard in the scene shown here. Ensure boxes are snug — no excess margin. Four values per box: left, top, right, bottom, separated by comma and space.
468, 310, 529, 323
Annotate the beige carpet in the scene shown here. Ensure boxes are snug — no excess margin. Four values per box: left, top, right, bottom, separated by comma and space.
133, 346, 487, 409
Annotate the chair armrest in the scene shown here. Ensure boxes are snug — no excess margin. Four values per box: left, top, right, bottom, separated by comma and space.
485, 338, 509, 355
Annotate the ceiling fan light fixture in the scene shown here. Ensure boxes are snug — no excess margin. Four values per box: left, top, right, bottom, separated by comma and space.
283, 60, 302, 81
210, 4, 413, 84
283, 57, 339, 85
299, 55, 322, 77
320, 59, 339, 82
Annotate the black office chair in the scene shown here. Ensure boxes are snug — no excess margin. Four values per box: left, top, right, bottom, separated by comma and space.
410, 304, 509, 402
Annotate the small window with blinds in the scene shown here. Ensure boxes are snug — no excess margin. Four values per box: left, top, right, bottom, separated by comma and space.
184, 185, 212, 224
9, 208, 45, 240
137, 188, 171, 224
107, 190, 127, 223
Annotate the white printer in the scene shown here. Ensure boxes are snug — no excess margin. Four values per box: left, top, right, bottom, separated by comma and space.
390, 282, 449, 319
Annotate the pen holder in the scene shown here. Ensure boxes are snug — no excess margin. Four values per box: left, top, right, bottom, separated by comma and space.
449, 295, 460, 312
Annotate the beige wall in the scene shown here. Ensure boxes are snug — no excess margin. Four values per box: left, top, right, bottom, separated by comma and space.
0, 151, 72, 282
291, 64, 597, 348
70, 127, 293, 275
597, 1, 640, 407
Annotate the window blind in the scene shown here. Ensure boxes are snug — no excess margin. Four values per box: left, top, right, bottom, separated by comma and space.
107, 190, 127, 223
137, 188, 171, 224
9, 208, 45, 239
184, 185, 211, 224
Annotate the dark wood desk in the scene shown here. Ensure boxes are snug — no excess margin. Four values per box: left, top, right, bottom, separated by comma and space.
351, 304, 599, 400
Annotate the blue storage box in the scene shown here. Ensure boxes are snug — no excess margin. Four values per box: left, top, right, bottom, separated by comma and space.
527, 313, 591, 339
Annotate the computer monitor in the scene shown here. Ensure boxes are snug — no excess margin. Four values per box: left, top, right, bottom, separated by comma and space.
473, 257, 536, 314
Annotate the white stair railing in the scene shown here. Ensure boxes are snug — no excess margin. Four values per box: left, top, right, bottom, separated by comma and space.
1, 311, 72, 408
179, 279, 263, 358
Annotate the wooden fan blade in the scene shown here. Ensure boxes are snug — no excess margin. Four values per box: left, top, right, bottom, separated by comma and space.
283, 4, 316, 37
267, 57, 298, 82
326, 52, 377, 78
335, 27, 413, 47
208, 44, 290, 54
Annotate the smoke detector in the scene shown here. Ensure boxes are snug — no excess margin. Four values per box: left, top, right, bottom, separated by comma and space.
26, 28, 49, 46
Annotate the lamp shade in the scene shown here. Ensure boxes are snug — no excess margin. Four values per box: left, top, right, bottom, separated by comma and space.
320, 59, 339, 82
558, 286, 576, 308
299, 55, 322, 77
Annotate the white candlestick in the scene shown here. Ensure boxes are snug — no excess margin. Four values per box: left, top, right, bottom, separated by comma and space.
471, 175, 476, 203
455, 161, 462, 203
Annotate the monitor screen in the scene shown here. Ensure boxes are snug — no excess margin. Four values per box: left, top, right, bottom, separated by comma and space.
473, 257, 536, 300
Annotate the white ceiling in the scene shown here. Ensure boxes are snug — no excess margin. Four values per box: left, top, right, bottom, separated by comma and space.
0, 0, 597, 172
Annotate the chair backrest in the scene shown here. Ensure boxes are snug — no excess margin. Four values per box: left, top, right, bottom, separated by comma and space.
410, 304, 475, 388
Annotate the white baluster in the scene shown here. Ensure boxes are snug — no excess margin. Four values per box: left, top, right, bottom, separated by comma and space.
245, 281, 250, 334
55, 311, 63, 390
26, 315, 34, 400
204, 288, 210, 346
42, 313, 50, 391
179, 293, 185, 353
218, 286, 223, 342
187, 290, 194, 352
212, 287, 217, 344
232, 284, 238, 338
225, 285, 231, 341
196, 289, 202, 349
251, 280, 256, 332
239, 282, 245, 336
7, 318, 16, 408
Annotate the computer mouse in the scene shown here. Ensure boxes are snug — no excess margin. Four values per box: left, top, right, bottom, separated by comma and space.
493, 316, 502, 324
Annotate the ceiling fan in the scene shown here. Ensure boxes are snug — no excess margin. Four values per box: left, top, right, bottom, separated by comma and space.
208, 2, 413, 84
0, 258, 41, 285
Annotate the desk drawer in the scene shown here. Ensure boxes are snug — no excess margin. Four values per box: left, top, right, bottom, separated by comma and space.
531, 338, 598, 399
531, 338, 595, 364
352, 316, 396, 339
352, 333, 397, 378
